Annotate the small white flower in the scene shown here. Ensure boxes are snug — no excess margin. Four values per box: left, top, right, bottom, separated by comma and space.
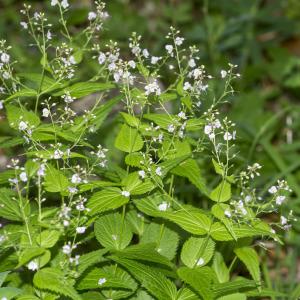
175, 37, 184, 46
144, 80, 161, 96
128, 60, 136, 68
268, 186, 277, 194
1, 53, 10, 64
221, 70, 227, 78
0, 101, 3, 110
19, 121, 28, 131
61, 0, 69, 9
51, 0, 58, 6
88, 11, 97, 20
20, 22, 28, 29
183, 82, 192, 91
280, 216, 288, 226
121, 190, 130, 198
71, 174, 82, 184
245, 195, 252, 203
19, 172, 28, 182
27, 260, 38, 271
196, 258, 204, 266
53, 149, 63, 159
158, 201, 169, 211
167, 124, 175, 133
37, 164, 46, 177
46, 30, 52, 40
155, 167, 162, 176
178, 111, 187, 120
223, 132, 232, 141
76, 227, 86, 234
224, 209, 231, 218
165, 44, 173, 55
142, 49, 149, 58
188, 58, 196, 68
138, 170, 146, 179
62, 244, 72, 255
98, 278, 107, 285
42, 108, 50, 117
151, 56, 161, 64
276, 195, 286, 206
98, 52, 106, 64
204, 124, 212, 135
68, 187, 78, 194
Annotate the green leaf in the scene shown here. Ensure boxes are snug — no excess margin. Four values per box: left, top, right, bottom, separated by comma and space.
114, 243, 173, 267
177, 266, 215, 300
36, 230, 60, 248
44, 165, 69, 193
5, 88, 37, 101
115, 124, 144, 152
94, 212, 132, 250
218, 293, 246, 300
0, 188, 23, 221
212, 159, 224, 176
111, 257, 177, 300
140, 223, 179, 260
77, 249, 108, 275
0, 272, 9, 287
87, 188, 129, 215
121, 112, 141, 127
122, 172, 155, 195
176, 288, 199, 300
54, 82, 115, 98
6, 104, 40, 129
209, 181, 231, 202
17, 247, 45, 268
33, 268, 81, 300
181, 236, 215, 268
0, 287, 22, 300
212, 252, 229, 283
234, 247, 261, 285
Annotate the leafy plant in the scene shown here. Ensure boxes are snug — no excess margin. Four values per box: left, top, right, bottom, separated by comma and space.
0, 1, 295, 299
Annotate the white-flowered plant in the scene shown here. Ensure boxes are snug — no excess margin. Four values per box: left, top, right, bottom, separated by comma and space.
0, 1, 295, 300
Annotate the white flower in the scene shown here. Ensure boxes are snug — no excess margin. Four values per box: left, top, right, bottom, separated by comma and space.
88, 12, 97, 20
223, 132, 232, 141
175, 37, 184, 46
53, 149, 63, 159
221, 70, 227, 78
183, 82, 192, 91
37, 164, 46, 177
63, 220, 70, 227
268, 186, 277, 194
19, 121, 28, 131
245, 195, 252, 203
76, 227, 86, 234
27, 260, 38, 271
61, 0, 69, 9
142, 49, 149, 58
19, 172, 28, 182
121, 190, 130, 198
51, 0, 58, 6
165, 44, 173, 55
196, 258, 204, 266
151, 56, 161, 64
68, 187, 78, 194
98, 278, 107, 285
128, 60, 136, 68
204, 124, 212, 135
98, 52, 106, 64
276, 195, 286, 206
42, 108, 50, 117
138, 170, 146, 179
155, 167, 162, 176
69, 56, 76, 65
71, 174, 82, 184
62, 244, 72, 255
167, 124, 175, 133
224, 209, 231, 218
46, 30, 52, 40
144, 80, 161, 96
188, 58, 196, 68
178, 111, 187, 120
158, 201, 169, 211
20, 22, 28, 29
280, 216, 288, 226
0, 101, 3, 110
1, 53, 10, 64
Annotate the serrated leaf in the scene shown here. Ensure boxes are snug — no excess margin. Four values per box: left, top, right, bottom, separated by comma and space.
111, 257, 177, 300
0, 188, 22, 221
212, 252, 229, 283
181, 236, 215, 268
36, 230, 60, 248
77, 249, 108, 275
234, 247, 261, 285
87, 188, 129, 215
44, 165, 69, 193
140, 223, 179, 260
115, 124, 144, 152
5, 88, 37, 101
0, 287, 22, 300
17, 247, 45, 268
33, 268, 81, 300
94, 212, 132, 250
209, 181, 231, 202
